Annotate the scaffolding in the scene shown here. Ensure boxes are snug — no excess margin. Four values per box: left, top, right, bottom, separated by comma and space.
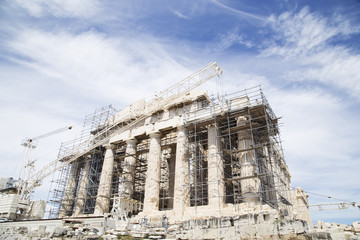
46, 105, 116, 218
188, 125, 209, 207
47, 84, 294, 219
183, 85, 293, 214
159, 130, 177, 211
107, 137, 150, 219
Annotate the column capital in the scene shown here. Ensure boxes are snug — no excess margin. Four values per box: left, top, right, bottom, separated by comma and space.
104, 143, 114, 150
206, 122, 218, 129
126, 138, 137, 145
177, 125, 185, 131
149, 132, 161, 138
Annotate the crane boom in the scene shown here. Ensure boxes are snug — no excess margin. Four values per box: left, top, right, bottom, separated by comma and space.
21, 126, 73, 148
155, 62, 222, 100
23, 62, 223, 195
309, 202, 360, 211
29, 126, 72, 143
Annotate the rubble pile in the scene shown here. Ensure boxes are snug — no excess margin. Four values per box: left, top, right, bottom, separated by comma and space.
2, 215, 359, 240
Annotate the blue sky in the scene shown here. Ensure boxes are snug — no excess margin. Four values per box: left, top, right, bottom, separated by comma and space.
0, 0, 359, 224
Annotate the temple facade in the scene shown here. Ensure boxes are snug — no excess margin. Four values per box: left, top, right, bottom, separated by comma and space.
51, 86, 311, 226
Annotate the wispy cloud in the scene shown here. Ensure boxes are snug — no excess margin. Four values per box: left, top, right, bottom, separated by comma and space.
264, 6, 358, 57
10, 0, 100, 18
261, 6, 360, 99
218, 30, 253, 49
270, 87, 360, 206
3, 28, 190, 103
171, 9, 189, 20
211, 0, 267, 22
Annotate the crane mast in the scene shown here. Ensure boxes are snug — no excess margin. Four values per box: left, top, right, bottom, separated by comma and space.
18, 126, 73, 201
0, 125, 72, 220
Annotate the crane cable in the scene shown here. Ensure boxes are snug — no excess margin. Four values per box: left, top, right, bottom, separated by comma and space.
300, 189, 360, 210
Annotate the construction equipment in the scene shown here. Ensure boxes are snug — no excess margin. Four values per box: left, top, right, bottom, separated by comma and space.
1, 62, 222, 220
304, 190, 360, 212
19, 126, 73, 201
23, 62, 222, 198
309, 202, 360, 211
0, 126, 72, 220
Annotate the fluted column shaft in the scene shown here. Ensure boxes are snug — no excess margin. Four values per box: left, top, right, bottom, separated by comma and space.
173, 126, 190, 213
143, 132, 161, 213
207, 124, 225, 208
237, 116, 260, 203
59, 162, 79, 218
94, 144, 114, 215
122, 139, 137, 198
74, 160, 90, 216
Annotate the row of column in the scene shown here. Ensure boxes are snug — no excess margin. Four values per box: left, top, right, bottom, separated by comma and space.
60, 123, 254, 217
92, 124, 227, 216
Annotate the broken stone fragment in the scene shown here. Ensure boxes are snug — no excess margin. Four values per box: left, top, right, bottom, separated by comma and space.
352, 221, 360, 233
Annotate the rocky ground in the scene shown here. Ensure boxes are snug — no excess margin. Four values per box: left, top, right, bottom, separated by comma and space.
0, 216, 359, 239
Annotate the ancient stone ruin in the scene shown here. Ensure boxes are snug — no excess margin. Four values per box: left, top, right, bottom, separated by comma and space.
1, 64, 358, 239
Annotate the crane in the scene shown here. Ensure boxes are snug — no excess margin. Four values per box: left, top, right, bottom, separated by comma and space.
21, 62, 223, 200
0, 125, 72, 220
303, 190, 360, 212
309, 202, 360, 211
18, 126, 72, 201
21, 126, 72, 149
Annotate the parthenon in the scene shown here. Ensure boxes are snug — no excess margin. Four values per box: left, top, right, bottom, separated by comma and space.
0, 63, 324, 239
48, 77, 311, 227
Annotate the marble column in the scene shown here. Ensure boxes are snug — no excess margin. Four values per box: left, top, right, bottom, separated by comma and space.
173, 126, 190, 213
74, 159, 90, 216
94, 144, 114, 215
167, 150, 175, 209
59, 162, 79, 218
237, 116, 260, 203
122, 139, 137, 198
207, 124, 225, 208
143, 132, 161, 213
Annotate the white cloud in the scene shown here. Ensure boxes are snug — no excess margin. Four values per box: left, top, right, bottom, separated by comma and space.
219, 30, 253, 49
261, 6, 360, 99
265, 7, 358, 57
267, 87, 360, 204
171, 9, 189, 20
0, 26, 196, 190
3, 28, 191, 105
11, 0, 99, 18
211, 0, 266, 22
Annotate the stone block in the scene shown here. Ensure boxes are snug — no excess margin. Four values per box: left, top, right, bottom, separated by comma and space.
345, 225, 352, 231
352, 221, 360, 233
308, 232, 332, 240
15, 226, 29, 234
38, 225, 46, 234
315, 220, 325, 229
324, 222, 332, 229
83, 236, 100, 240
132, 232, 148, 238
104, 234, 117, 239
52, 227, 67, 237
167, 224, 181, 232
